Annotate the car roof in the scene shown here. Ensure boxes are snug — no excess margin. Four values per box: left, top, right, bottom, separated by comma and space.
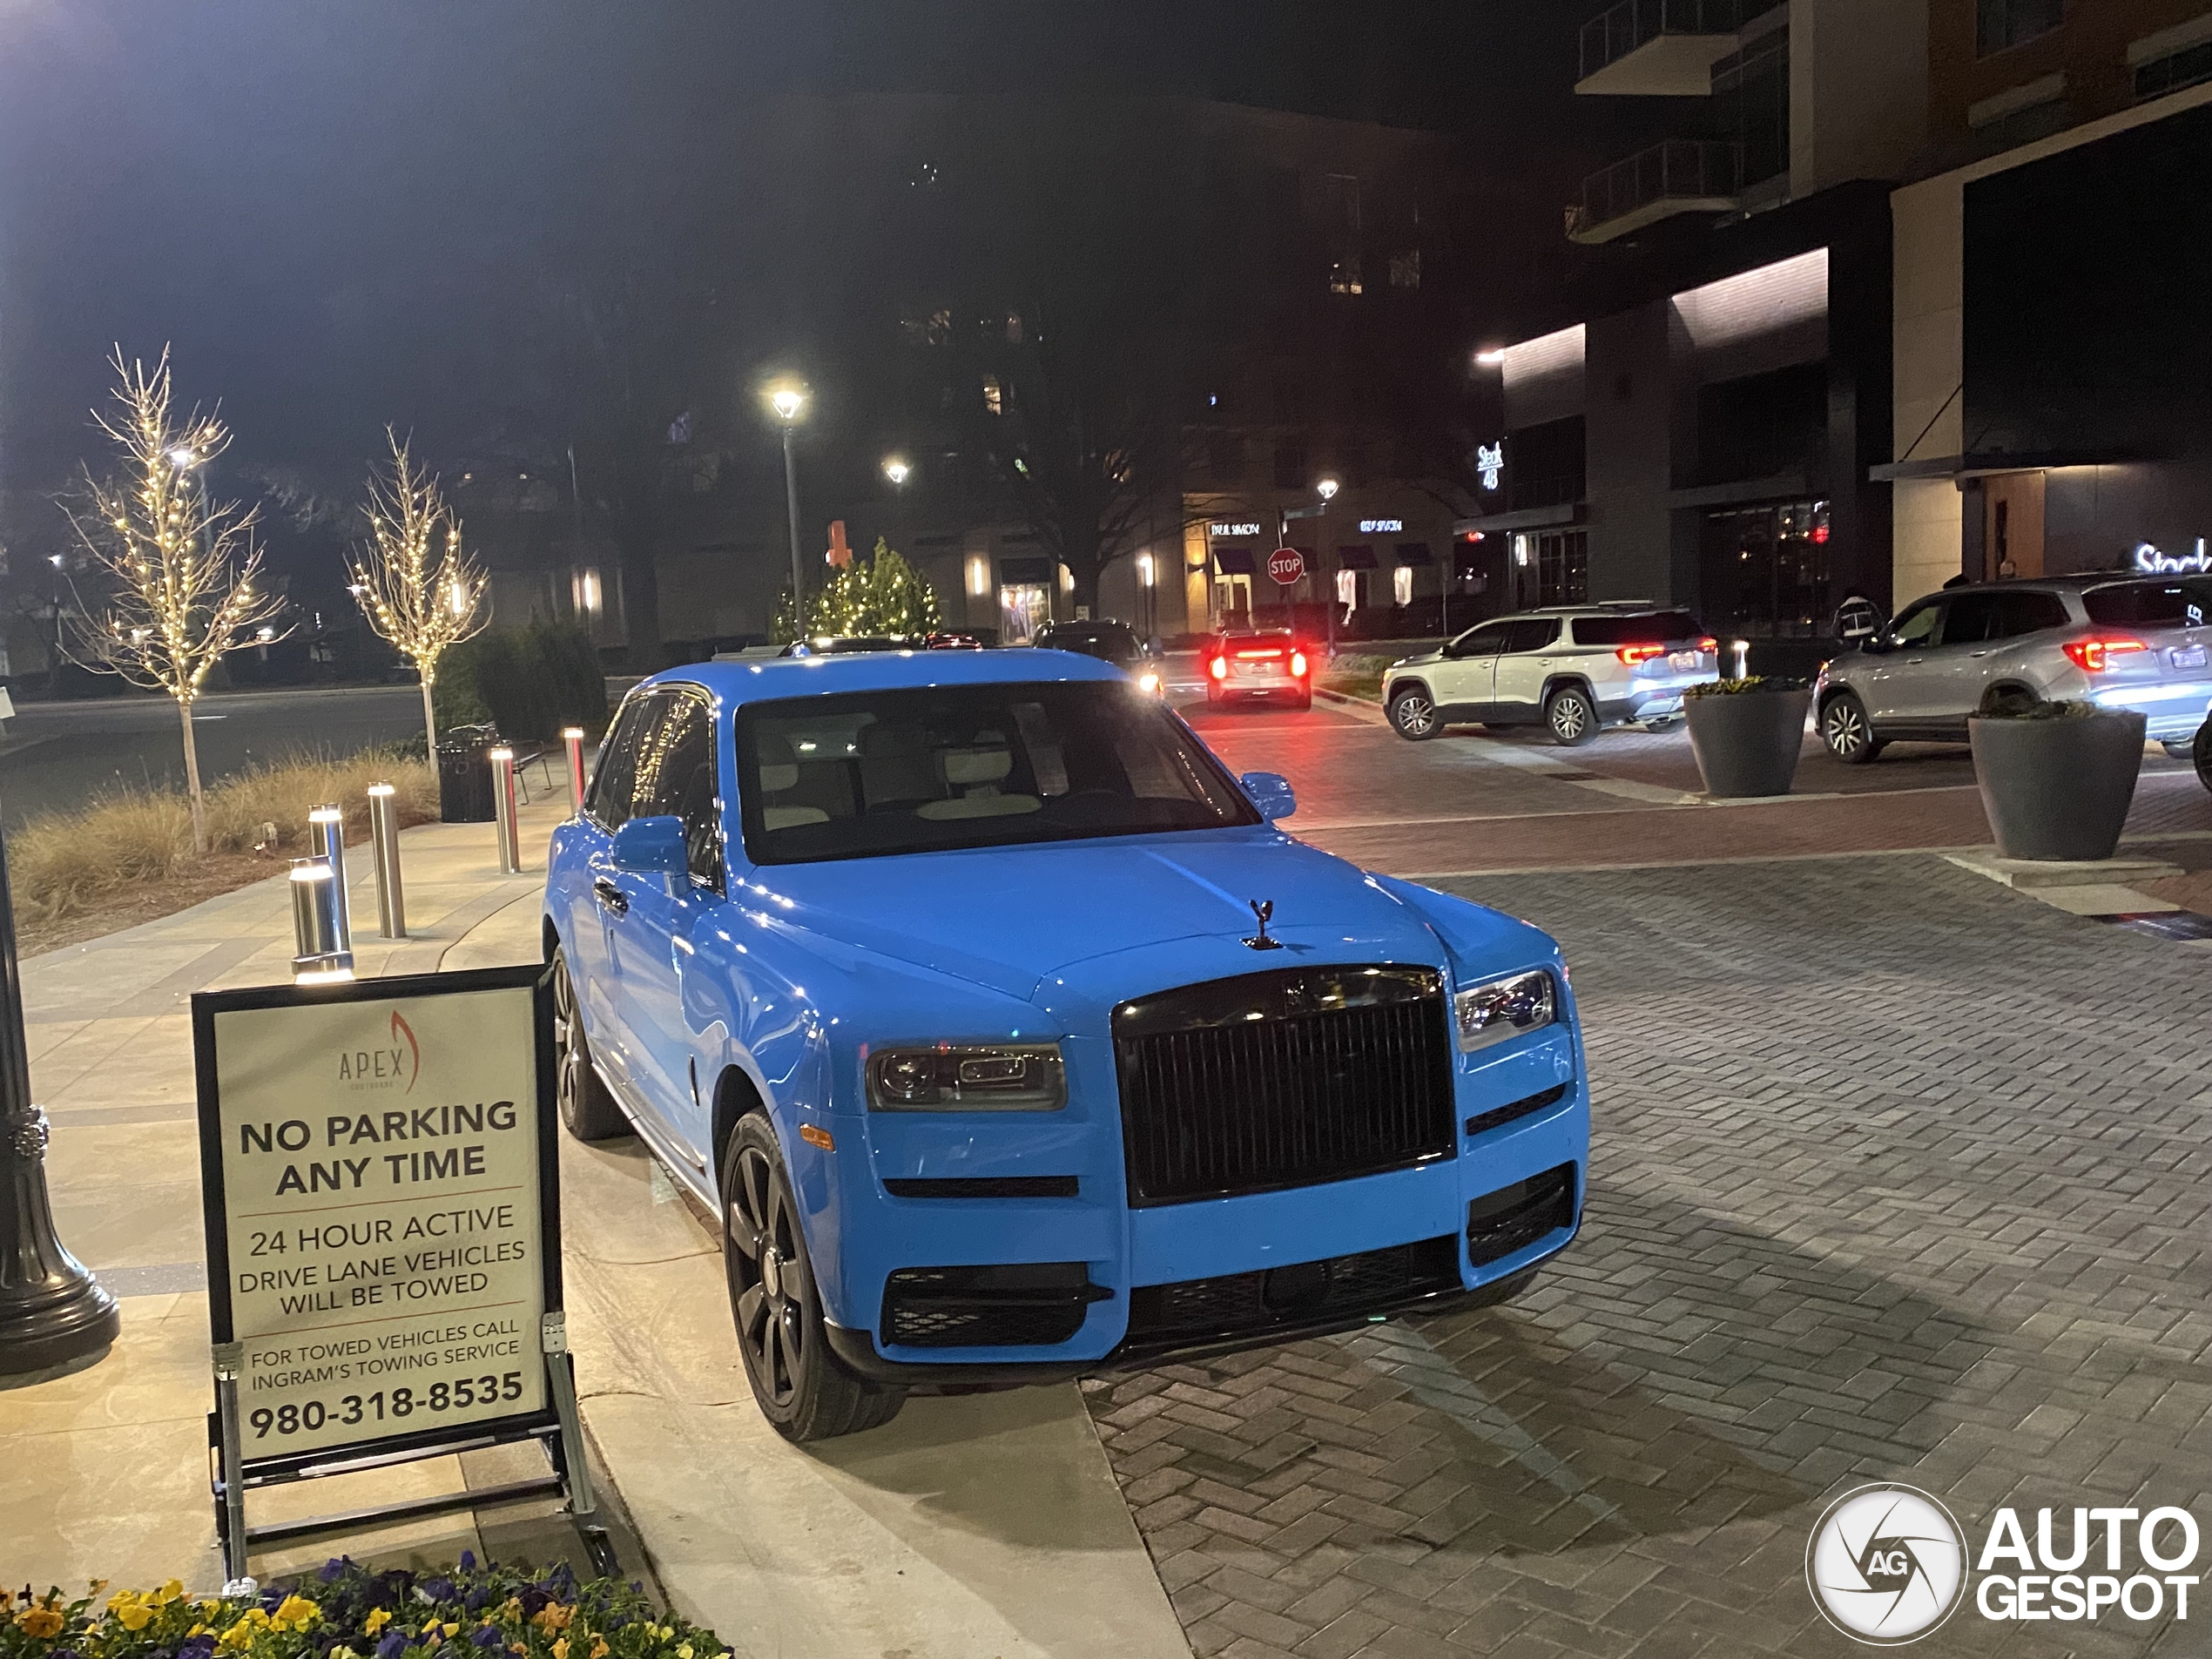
639, 647, 1124, 711
1481, 605, 1686, 620
1040, 617, 1134, 633
1924, 571, 2151, 597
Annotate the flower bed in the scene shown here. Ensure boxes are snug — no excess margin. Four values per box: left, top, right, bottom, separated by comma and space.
3, 1557, 725, 1659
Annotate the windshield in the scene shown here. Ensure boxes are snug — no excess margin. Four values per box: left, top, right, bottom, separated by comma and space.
736, 681, 1260, 864
1568, 612, 1703, 645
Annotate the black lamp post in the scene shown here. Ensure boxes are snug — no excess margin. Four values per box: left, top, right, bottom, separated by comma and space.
0, 805, 118, 1373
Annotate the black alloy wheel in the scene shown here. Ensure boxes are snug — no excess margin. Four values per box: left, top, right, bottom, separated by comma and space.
720, 1116, 903, 1441
1389, 687, 1440, 740
551, 947, 627, 1141
1544, 685, 1598, 747
2193, 718, 2212, 795
1821, 691, 1884, 764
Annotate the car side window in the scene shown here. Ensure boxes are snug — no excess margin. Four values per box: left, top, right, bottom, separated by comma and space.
1447, 622, 1511, 660
1993, 590, 2069, 637
1890, 601, 1943, 649
585, 694, 666, 832
1503, 618, 1561, 653
1937, 593, 2000, 645
641, 692, 723, 890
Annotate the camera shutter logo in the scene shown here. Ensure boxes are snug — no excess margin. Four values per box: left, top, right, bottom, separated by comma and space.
1806, 1484, 1968, 1644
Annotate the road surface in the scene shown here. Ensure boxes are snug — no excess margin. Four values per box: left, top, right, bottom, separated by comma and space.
0, 685, 427, 826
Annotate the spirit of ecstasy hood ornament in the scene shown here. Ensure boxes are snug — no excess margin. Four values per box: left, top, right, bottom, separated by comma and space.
1244, 899, 1285, 951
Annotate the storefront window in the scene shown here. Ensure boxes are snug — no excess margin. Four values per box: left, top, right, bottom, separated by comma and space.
1699, 501, 1831, 639
1336, 568, 1360, 610
999, 583, 1050, 644
1214, 575, 1253, 628
1393, 566, 1413, 607
1535, 530, 1588, 606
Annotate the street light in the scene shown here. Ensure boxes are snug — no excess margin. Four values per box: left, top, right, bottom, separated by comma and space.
882, 456, 910, 489
765, 381, 809, 627
1314, 480, 1340, 657
1317, 477, 1339, 502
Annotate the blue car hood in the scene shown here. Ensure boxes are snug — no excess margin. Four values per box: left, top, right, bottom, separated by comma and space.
743, 829, 1477, 1003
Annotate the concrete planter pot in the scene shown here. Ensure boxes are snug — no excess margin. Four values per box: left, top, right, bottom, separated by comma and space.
1968, 709, 2146, 861
1685, 686, 1812, 798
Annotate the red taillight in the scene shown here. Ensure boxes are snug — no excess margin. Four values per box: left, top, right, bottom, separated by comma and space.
1209, 656, 1227, 680
2062, 637, 2148, 673
1616, 644, 1665, 664
1696, 636, 1717, 653
1291, 651, 1309, 677
1233, 648, 1283, 659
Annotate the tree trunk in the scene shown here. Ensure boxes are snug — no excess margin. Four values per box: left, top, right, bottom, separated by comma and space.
420, 671, 438, 755
177, 697, 206, 856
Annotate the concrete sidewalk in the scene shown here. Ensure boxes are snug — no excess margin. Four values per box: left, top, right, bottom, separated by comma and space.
1, 799, 1185, 1659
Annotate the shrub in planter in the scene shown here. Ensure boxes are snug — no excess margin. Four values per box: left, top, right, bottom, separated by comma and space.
1, 1556, 726, 1659
1683, 677, 1813, 799
1968, 691, 2146, 861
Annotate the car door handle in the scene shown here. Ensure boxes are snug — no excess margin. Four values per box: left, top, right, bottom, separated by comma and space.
592, 877, 629, 917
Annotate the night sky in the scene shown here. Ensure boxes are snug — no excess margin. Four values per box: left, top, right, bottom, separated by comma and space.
0, 1, 1653, 575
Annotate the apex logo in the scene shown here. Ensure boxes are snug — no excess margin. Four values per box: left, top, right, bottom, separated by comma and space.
336, 1010, 421, 1093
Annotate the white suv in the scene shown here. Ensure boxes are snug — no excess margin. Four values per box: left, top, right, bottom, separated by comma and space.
1382, 606, 1718, 745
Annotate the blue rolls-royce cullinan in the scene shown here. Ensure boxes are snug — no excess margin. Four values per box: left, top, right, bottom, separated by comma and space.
543, 650, 1588, 1440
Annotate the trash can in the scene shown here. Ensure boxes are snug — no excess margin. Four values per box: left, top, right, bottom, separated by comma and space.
436, 725, 500, 823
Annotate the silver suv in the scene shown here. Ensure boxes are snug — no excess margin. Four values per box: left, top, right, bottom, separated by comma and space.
1815, 575, 2212, 762
1382, 605, 1718, 745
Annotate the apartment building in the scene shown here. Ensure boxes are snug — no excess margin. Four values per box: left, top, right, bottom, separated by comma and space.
1884, 1, 2212, 605
1462, 0, 1926, 669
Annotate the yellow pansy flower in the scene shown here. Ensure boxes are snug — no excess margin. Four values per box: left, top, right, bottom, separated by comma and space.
271, 1595, 320, 1632
366, 1609, 393, 1636
16, 1604, 65, 1640
551, 1639, 569, 1659
589, 1638, 608, 1659
111, 1595, 156, 1632
678, 1644, 694, 1658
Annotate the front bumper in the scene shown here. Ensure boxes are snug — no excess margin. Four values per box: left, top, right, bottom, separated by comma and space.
819, 1025, 1587, 1386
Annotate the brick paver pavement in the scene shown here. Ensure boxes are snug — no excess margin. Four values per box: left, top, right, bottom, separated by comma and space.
1083, 854, 2212, 1659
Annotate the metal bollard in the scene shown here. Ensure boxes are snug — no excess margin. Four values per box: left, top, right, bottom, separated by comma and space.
489, 747, 522, 874
367, 783, 407, 939
1731, 638, 1750, 680
562, 727, 588, 816
307, 804, 352, 954
288, 860, 353, 982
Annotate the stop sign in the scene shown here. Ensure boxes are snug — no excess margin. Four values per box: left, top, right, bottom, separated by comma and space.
1267, 545, 1305, 586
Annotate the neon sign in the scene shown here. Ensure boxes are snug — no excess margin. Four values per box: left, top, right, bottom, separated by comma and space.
1359, 518, 1403, 534
2134, 538, 2212, 574
1210, 522, 1262, 537
1477, 442, 1505, 490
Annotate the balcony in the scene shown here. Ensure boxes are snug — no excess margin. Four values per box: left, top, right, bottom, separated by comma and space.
1577, 0, 1743, 95
1566, 139, 1742, 244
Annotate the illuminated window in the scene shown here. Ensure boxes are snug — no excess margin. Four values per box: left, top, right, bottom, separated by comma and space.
967, 556, 989, 597
1336, 568, 1359, 609
1137, 552, 1156, 589
981, 375, 1004, 415
1393, 566, 1413, 607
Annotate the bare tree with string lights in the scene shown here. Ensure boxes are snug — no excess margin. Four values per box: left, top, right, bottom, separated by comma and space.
62, 347, 291, 854
347, 428, 488, 753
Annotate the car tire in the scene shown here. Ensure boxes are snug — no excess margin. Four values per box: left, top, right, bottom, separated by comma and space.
721, 1116, 904, 1442
1291, 694, 1313, 712
1388, 686, 1440, 740
551, 945, 628, 1143
2194, 719, 2212, 796
1820, 691, 1884, 764
2163, 738, 2196, 761
1544, 685, 1597, 747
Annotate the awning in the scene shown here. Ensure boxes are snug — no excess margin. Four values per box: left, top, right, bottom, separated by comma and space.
1213, 549, 1258, 577
1393, 541, 1433, 566
1867, 448, 2135, 483
1335, 545, 1378, 570
1453, 502, 1582, 535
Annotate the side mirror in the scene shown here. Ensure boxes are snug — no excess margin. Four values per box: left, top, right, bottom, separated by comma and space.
611, 814, 687, 876
1241, 771, 1297, 821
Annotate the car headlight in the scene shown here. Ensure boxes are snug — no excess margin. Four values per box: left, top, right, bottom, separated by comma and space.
1136, 669, 1162, 695
866, 1043, 1068, 1110
1453, 970, 1555, 1053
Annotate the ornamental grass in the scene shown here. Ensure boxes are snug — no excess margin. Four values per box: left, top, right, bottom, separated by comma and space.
0, 1556, 725, 1659
9, 752, 437, 925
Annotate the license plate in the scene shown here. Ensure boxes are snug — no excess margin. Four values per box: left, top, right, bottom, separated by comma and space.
1234, 662, 1280, 677
2171, 645, 2207, 670
1669, 651, 1699, 671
